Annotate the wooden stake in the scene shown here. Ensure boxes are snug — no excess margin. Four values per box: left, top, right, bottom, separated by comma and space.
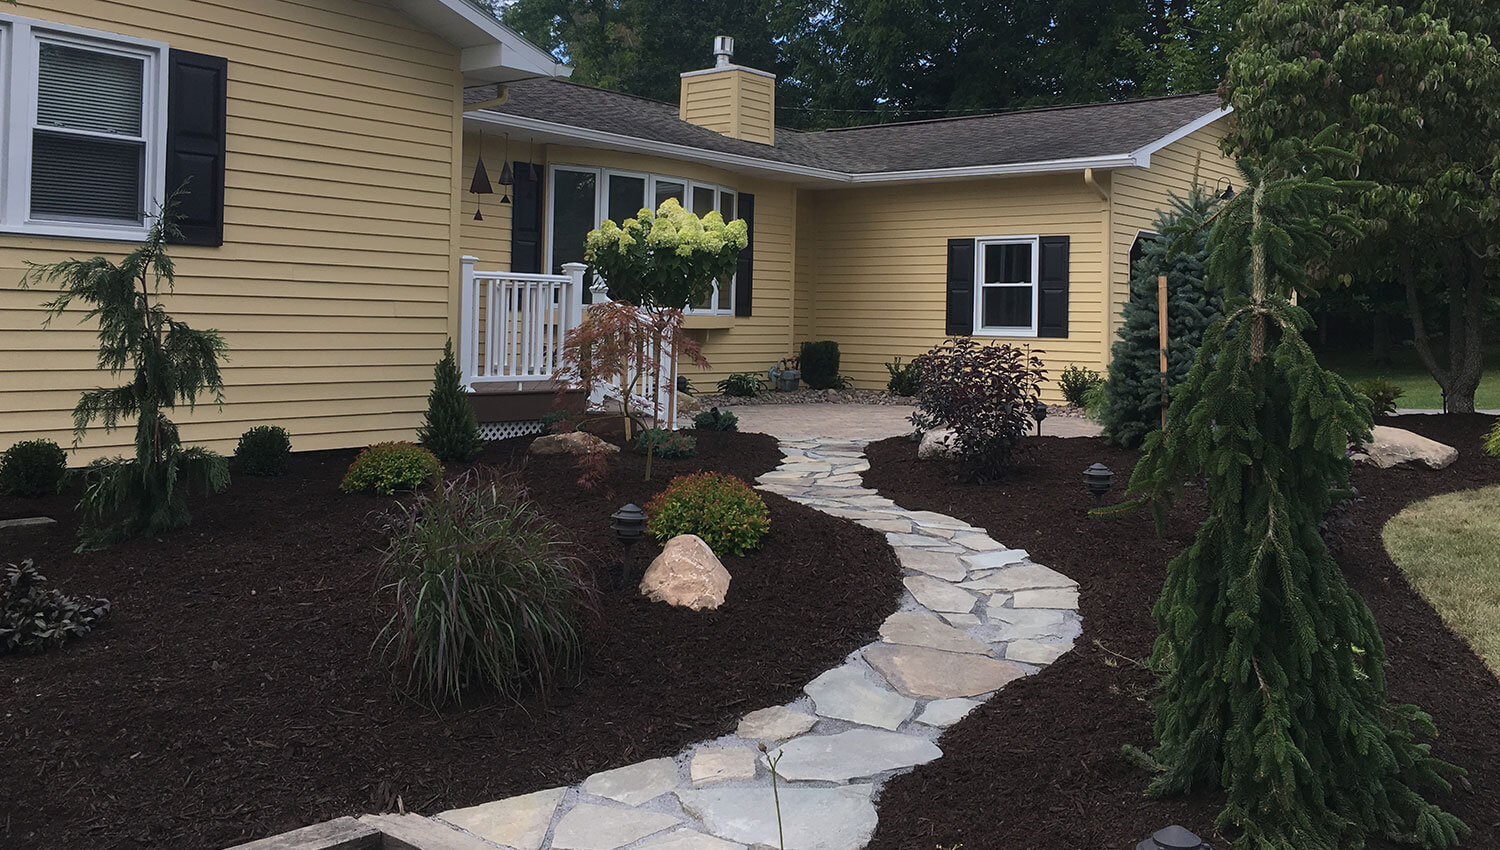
1158, 273, 1169, 427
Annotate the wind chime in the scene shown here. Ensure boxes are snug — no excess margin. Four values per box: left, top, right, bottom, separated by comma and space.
470, 130, 493, 221
470, 133, 532, 220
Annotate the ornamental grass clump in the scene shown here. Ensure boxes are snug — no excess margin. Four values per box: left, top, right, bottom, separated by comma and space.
646, 472, 769, 557
340, 442, 443, 495
909, 338, 1046, 481
1, 439, 68, 498
376, 468, 594, 706
3, 560, 110, 656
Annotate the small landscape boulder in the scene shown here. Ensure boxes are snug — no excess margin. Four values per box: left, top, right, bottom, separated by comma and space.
917, 428, 958, 460
528, 431, 620, 457
640, 534, 731, 611
1352, 425, 1457, 471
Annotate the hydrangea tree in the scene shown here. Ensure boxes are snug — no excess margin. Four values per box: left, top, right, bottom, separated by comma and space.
565, 198, 747, 431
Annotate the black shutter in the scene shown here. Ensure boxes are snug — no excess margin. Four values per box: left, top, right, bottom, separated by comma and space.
511, 161, 544, 274
945, 238, 976, 335
733, 193, 755, 317
164, 50, 227, 246
1037, 235, 1070, 338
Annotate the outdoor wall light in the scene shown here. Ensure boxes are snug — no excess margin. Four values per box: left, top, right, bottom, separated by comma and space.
610, 503, 649, 589
1083, 462, 1114, 503
1032, 401, 1048, 435
1135, 824, 1212, 850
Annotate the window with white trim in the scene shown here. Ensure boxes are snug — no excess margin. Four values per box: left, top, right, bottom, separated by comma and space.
547, 164, 739, 315
974, 236, 1040, 336
0, 13, 167, 240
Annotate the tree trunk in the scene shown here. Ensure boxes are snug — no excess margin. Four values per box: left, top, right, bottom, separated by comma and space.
1371, 312, 1391, 366
1405, 250, 1487, 413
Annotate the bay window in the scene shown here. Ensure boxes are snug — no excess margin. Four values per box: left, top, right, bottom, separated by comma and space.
547, 164, 739, 314
1, 13, 168, 239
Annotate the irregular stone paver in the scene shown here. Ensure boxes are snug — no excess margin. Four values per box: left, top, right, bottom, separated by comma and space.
879, 611, 992, 655
438, 786, 566, 850
675, 785, 878, 850
1011, 587, 1081, 609
550, 804, 680, 850
690, 747, 758, 786
769, 728, 942, 782
581, 758, 679, 805
916, 697, 982, 727
804, 665, 915, 730
1007, 639, 1075, 665
736, 705, 818, 741
368, 431, 1080, 850
865, 643, 1026, 699
901, 575, 978, 614
634, 830, 747, 850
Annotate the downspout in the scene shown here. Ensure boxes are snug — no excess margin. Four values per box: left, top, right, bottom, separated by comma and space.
1083, 168, 1112, 370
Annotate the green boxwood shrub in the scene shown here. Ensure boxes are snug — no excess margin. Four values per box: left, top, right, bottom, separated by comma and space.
799, 340, 842, 389
3, 560, 110, 656
376, 468, 593, 705
692, 407, 739, 432
0, 439, 68, 498
646, 471, 770, 556
234, 426, 292, 476
340, 442, 443, 495
635, 428, 697, 459
1351, 377, 1405, 417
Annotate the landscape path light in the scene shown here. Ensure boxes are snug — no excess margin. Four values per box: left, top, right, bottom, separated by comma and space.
610, 503, 648, 589
1083, 462, 1114, 503
1134, 824, 1212, 850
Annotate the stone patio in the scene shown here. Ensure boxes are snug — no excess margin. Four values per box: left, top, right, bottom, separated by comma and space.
350, 433, 1085, 850
723, 402, 1102, 443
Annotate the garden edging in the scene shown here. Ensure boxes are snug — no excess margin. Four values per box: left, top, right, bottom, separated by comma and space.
231, 436, 1081, 850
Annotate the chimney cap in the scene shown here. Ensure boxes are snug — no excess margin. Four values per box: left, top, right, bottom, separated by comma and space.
713, 35, 734, 67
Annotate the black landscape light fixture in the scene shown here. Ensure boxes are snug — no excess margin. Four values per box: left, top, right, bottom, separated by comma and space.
1083, 462, 1114, 503
1135, 825, 1212, 850
610, 503, 648, 589
1032, 400, 1048, 435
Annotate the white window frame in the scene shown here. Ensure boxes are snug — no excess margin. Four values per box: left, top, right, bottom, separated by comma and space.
973, 235, 1041, 338
545, 163, 739, 315
0, 12, 168, 241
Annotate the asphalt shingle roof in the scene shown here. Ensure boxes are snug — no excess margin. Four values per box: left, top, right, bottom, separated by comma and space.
474, 79, 1225, 175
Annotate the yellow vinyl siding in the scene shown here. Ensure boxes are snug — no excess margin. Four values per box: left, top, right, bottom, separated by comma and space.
1109, 121, 1237, 337
679, 68, 776, 145
0, 0, 462, 461
802, 175, 1111, 403
459, 130, 517, 271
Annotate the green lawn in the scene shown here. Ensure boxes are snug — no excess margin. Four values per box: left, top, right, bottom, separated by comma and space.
1320, 343, 1500, 410
1384, 486, 1500, 677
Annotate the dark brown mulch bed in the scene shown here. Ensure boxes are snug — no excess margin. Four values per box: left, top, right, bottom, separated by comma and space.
861, 414, 1500, 850
0, 431, 901, 850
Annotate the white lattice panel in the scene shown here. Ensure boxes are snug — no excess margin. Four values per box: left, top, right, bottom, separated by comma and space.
479, 420, 545, 441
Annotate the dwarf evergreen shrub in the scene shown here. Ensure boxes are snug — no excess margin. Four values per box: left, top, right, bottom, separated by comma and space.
234, 426, 292, 476
418, 340, 483, 462
799, 340, 842, 389
1, 439, 68, 498
646, 472, 770, 556
341, 442, 443, 495
1057, 364, 1103, 407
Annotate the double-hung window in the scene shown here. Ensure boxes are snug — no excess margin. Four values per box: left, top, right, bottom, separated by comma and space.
974, 236, 1040, 336
0, 13, 167, 240
547, 164, 740, 315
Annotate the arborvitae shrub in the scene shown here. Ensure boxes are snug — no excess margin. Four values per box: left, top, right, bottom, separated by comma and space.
646, 472, 770, 556
341, 442, 443, 495
799, 340, 842, 389
0, 439, 68, 498
418, 339, 483, 462
234, 426, 292, 476
1100, 191, 1224, 448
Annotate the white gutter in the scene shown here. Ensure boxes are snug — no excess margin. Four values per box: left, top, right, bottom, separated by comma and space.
467, 104, 1234, 185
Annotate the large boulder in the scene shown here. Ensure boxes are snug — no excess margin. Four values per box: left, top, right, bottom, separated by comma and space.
1353, 425, 1458, 470
917, 428, 958, 460
640, 534, 730, 611
528, 431, 619, 457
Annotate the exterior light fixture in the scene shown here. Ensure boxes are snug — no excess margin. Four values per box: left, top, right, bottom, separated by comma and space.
1032, 400, 1048, 435
1083, 462, 1114, 503
610, 503, 649, 589
1135, 825, 1212, 850
1214, 177, 1235, 201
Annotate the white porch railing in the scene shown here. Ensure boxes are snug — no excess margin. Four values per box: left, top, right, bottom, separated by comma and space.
459, 258, 587, 390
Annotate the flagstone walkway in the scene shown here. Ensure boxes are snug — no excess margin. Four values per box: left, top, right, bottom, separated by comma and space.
417, 436, 1082, 850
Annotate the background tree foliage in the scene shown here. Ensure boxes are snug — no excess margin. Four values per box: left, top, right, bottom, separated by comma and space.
496, 0, 1248, 128
1221, 0, 1500, 412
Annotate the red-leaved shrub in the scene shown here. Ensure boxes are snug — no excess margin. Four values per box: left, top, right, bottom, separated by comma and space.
910, 338, 1046, 481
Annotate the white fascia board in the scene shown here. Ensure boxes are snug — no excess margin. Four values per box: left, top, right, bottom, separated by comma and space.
393, 0, 570, 80
845, 154, 1140, 184
1127, 106, 1233, 168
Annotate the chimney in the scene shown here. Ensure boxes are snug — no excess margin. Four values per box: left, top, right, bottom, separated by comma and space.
680, 36, 776, 145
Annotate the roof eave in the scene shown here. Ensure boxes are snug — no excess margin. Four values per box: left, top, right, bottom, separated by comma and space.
1127, 105, 1233, 169
389, 0, 572, 83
